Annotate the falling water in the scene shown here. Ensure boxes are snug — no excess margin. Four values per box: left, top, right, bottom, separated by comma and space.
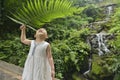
83, 37, 92, 80
107, 6, 113, 15
83, 4, 114, 79
106, 6, 113, 20
96, 33, 110, 56
83, 58, 92, 79
95, 6, 112, 56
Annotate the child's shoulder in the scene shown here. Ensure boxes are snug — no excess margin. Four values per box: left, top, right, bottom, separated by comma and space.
44, 41, 50, 45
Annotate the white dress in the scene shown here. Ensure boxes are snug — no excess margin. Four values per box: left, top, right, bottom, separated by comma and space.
22, 40, 52, 80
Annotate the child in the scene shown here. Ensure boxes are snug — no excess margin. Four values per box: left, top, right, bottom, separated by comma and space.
20, 24, 55, 80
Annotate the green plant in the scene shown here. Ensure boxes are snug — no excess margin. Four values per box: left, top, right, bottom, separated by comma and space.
8, 0, 78, 30
49, 27, 91, 79
0, 36, 29, 67
82, 5, 104, 22
108, 7, 120, 34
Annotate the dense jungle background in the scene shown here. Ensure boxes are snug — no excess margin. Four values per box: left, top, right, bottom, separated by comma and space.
0, 0, 120, 80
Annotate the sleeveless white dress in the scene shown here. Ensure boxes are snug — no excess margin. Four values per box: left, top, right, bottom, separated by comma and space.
22, 40, 52, 80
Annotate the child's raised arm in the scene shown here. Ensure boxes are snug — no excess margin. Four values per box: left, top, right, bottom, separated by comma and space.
20, 24, 32, 45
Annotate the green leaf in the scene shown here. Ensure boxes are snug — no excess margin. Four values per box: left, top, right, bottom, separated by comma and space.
8, 0, 78, 29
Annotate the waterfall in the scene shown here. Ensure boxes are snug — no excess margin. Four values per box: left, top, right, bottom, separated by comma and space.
83, 33, 110, 79
106, 6, 113, 20
96, 33, 110, 56
83, 4, 115, 79
83, 38, 92, 80
107, 6, 113, 15
83, 58, 92, 79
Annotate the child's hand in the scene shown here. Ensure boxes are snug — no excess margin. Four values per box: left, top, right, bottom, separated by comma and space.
20, 24, 26, 30
51, 70, 55, 80
16, 75, 22, 80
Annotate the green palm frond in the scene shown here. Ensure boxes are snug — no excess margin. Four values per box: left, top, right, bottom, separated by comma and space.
8, 0, 78, 30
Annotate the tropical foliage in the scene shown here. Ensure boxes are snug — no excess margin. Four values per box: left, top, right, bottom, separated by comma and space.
108, 7, 120, 34
8, 0, 78, 30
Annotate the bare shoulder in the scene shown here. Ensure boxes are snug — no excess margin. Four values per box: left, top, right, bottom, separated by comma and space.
45, 42, 51, 49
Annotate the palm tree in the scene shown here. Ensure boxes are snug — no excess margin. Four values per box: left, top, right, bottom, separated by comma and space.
8, 0, 78, 31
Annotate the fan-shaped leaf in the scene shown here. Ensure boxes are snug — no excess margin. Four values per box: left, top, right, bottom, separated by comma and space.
8, 0, 78, 29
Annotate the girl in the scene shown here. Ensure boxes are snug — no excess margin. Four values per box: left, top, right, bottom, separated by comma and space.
20, 24, 55, 80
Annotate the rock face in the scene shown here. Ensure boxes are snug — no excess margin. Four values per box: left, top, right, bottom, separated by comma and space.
0, 60, 22, 80
0, 69, 18, 80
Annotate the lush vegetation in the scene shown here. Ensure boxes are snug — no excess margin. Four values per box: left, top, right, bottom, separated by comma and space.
1, 0, 120, 80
